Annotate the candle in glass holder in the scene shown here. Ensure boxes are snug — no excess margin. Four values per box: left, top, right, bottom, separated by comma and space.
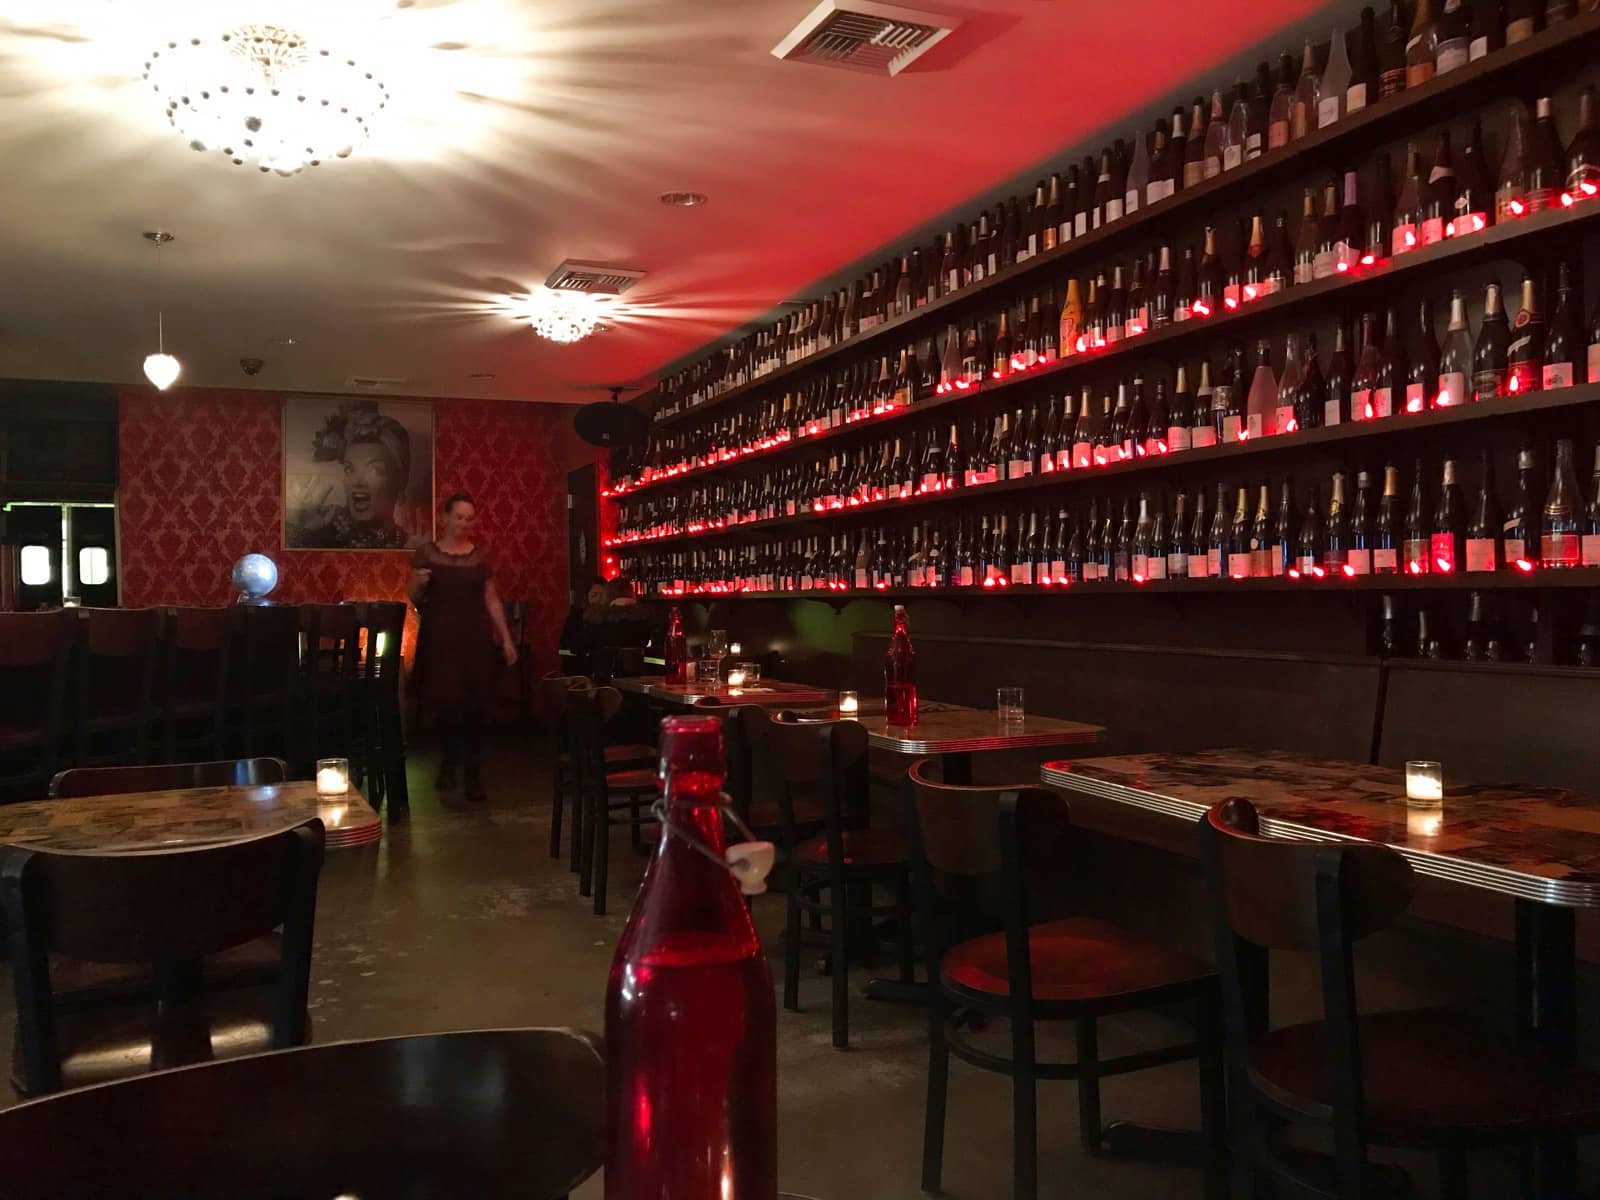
1405, 760, 1443, 801
726, 666, 747, 689
838, 690, 859, 718
316, 757, 350, 796
729, 641, 743, 657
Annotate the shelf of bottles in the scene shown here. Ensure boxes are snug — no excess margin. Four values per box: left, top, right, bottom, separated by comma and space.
609, 3, 1600, 625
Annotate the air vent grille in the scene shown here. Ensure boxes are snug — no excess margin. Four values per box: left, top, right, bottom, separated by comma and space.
345, 375, 407, 391
772, 1, 955, 76
544, 260, 646, 295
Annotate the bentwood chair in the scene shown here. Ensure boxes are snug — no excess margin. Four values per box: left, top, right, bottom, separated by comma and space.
73, 608, 164, 768
0, 820, 324, 1096
567, 686, 658, 916
0, 611, 74, 803
49, 757, 288, 799
161, 607, 236, 763
908, 760, 1225, 1200
0, 1028, 605, 1200
760, 710, 912, 1050
1202, 798, 1600, 1200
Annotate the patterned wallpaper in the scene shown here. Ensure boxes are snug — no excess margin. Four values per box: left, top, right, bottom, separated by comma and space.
118, 387, 570, 673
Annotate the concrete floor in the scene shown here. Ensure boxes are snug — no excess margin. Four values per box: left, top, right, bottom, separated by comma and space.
0, 736, 1219, 1199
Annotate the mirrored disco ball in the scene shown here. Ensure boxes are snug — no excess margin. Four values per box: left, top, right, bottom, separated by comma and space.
232, 553, 280, 604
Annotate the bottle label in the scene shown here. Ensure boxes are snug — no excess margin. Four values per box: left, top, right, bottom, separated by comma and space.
1347, 548, 1372, 575
1105, 198, 1124, 223
1050, 559, 1067, 582
1245, 133, 1263, 159
800, 576, 814, 591
1184, 161, 1205, 188
1351, 388, 1372, 420
1392, 222, 1418, 255
1430, 533, 1458, 573
958, 566, 975, 587
1506, 17, 1535, 43
1074, 212, 1088, 238
1055, 449, 1072, 471
1436, 42, 1469, 73
1437, 371, 1467, 408
1543, 532, 1580, 567
1312, 248, 1338, 279
1008, 458, 1033, 479
1167, 426, 1191, 452
1192, 425, 1217, 448
1013, 563, 1034, 586
1268, 121, 1290, 150
1294, 258, 1314, 285
1190, 552, 1211, 579
1227, 551, 1253, 579
1469, 35, 1489, 60
1406, 62, 1435, 88
1465, 537, 1497, 572
1124, 189, 1141, 216
1505, 536, 1528, 567
1403, 539, 1431, 572
1420, 216, 1445, 246
1506, 362, 1540, 394
1295, 553, 1315, 577
1583, 534, 1600, 567
1318, 96, 1342, 128
1274, 404, 1297, 434
1223, 145, 1243, 171
1324, 398, 1343, 426
1059, 220, 1072, 244
1449, 209, 1488, 238
785, 500, 798, 516
1166, 550, 1187, 577
1131, 552, 1148, 580
920, 472, 940, 493
1208, 548, 1223, 576
1146, 555, 1168, 581
1374, 547, 1398, 574
1373, 388, 1394, 419
1346, 82, 1368, 113
1589, 344, 1600, 384
1471, 368, 1504, 402
1246, 413, 1265, 440
1543, 363, 1574, 390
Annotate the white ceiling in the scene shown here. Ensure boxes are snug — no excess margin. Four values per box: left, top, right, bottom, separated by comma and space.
0, 0, 1332, 406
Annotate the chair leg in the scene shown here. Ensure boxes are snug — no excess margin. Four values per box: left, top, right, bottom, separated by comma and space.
569, 772, 585, 875
922, 989, 951, 1193
1075, 1016, 1102, 1155
593, 797, 611, 917
578, 787, 595, 898
784, 877, 801, 1012
1012, 1007, 1039, 1200
830, 875, 849, 1049
1437, 1146, 1468, 1200
1198, 991, 1229, 1200
895, 868, 915, 985
629, 797, 644, 853
549, 760, 565, 859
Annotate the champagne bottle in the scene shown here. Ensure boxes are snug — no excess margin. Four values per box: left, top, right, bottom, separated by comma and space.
1325, 473, 1352, 576
1376, 305, 1405, 419
1193, 358, 1218, 448
1431, 458, 1465, 572
1299, 333, 1326, 432
1349, 469, 1374, 575
1567, 85, 1600, 202
1452, 116, 1493, 236
1169, 363, 1194, 453
1188, 487, 1212, 579
1296, 481, 1325, 577
1245, 339, 1277, 439
1196, 226, 1222, 316
1276, 332, 1303, 435
1256, 483, 1280, 577
1349, 7, 1381, 112
1374, 464, 1401, 574
1325, 320, 1353, 427
1131, 494, 1154, 581
1438, 290, 1472, 407
1497, 101, 1531, 220
1365, 151, 1395, 265
1228, 485, 1253, 579
1473, 281, 1510, 400
1466, 449, 1500, 572
1543, 437, 1583, 567
1504, 446, 1539, 571
1406, 0, 1439, 86
1209, 483, 1231, 579
1526, 97, 1564, 213
1506, 274, 1545, 394
1379, 1, 1410, 97
1167, 493, 1190, 579
1402, 460, 1431, 574
1352, 311, 1381, 421
1543, 261, 1581, 389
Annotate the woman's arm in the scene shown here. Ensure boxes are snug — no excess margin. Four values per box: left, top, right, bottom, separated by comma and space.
484, 576, 518, 665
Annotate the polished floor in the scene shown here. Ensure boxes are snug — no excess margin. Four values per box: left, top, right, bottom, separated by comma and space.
0, 735, 1556, 1197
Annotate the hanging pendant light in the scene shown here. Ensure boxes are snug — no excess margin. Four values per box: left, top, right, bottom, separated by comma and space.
142, 230, 181, 391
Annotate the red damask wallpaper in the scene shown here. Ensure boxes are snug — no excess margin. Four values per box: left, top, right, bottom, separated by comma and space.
118, 387, 570, 674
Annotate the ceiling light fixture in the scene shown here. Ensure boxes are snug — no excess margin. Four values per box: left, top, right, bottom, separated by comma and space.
526, 287, 610, 345
143, 23, 389, 176
141, 230, 181, 391
659, 191, 708, 207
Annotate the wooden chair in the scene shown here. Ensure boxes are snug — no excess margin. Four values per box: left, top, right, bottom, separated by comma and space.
301, 604, 361, 773
161, 607, 235, 763
567, 686, 658, 916
544, 673, 651, 867
0, 611, 74, 803
0, 820, 324, 1096
908, 760, 1224, 1200
762, 710, 912, 1050
49, 757, 288, 799
1202, 798, 1600, 1200
73, 607, 164, 768
238, 605, 302, 764
0, 1027, 605, 1200
357, 601, 409, 820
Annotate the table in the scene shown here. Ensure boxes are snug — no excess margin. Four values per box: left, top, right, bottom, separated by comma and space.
616, 675, 836, 708
0, 781, 383, 853
858, 700, 1104, 784
1041, 748, 1597, 1195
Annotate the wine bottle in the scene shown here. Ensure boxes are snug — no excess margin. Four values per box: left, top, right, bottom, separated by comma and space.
1168, 363, 1194, 452
1060, 278, 1085, 359
1469, 0, 1505, 60
1470, 282, 1510, 400
1507, 274, 1545, 394
1245, 339, 1277, 439
1345, 469, 1371, 575
1131, 494, 1154, 581
1321, 24, 1352, 127
1167, 493, 1190, 579
1379, 1, 1410, 98
1194, 358, 1218, 448
1544, 261, 1581, 389
1365, 151, 1395, 265
1351, 311, 1380, 421
1350, 8, 1381, 112
1072, 386, 1095, 470
1196, 226, 1222, 316
1297, 481, 1325, 577
1257, 483, 1281, 578
1583, 442, 1600, 566
1422, 132, 1456, 246
1152, 244, 1175, 331
1394, 143, 1424, 255
1269, 52, 1295, 150
1567, 85, 1600, 202
1438, 290, 1472, 407
1246, 62, 1272, 161
1526, 97, 1564, 213
1504, 446, 1539, 571
1498, 101, 1531, 220
1403, 460, 1431, 574
1299, 333, 1326, 431
1452, 117, 1493, 237
1189, 487, 1213, 579
1125, 132, 1151, 217
1376, 305, 1405, 419
1405, 0, 1438, 87
1276, 333, 1303, 435
1543, 437, 1583, 567
1325, 320, 1353, 427
1466, 449, 1500, 572
1112, 381, 1133, 462
885, 605, 917, 723
1313, 177, 1341, 279
1126, 256, 1149, 338
1075, 157, 1096, 237
1436, 0, 1470, 72
1431, 458, 1466, 572
1145, 376, 1168, 456
1374, 464, 1401, 574
1228, 486, 1254, 579
1294, 188, 1320, 285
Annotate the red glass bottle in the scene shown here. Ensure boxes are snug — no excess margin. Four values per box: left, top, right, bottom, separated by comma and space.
885, 604, 918, 725
663, 605, 688, 684
605, 715, 777, 1200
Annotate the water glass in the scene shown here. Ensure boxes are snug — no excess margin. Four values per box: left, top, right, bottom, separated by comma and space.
997, 687, 1025, 725
738, 661, 761, 684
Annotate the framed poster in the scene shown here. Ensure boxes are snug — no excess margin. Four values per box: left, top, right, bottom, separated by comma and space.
283, 396, 433, 550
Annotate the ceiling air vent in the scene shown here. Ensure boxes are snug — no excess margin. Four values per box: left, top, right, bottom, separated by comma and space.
771, 0, 956, 77
544, 261, 647, 296
345, 375, 407, 392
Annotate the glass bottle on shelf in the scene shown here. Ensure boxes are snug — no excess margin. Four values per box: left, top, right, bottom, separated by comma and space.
1245, 339, 1277, 439
1349, 8, 1380, 112
1543, 438, 1584, 568
664, 606, 688, 684
1526, 97, 1564, 213
1438, 291, 1471, 408
1544, 261, 1581, 389
1374, 465, 1401, 575
1379, 0, 1410, 97
1567, 85, 1600, 202
1466, 450, 1500, 572
1405, 0, 1439, 87
1402, 460, 1431, 575
1584, 443, 1600, 566
1504, 446, 1539, 571
605, 715, 777, 1200
1432, 458, 1466, 573
1452, 117, 1493, 236
1507, 274, 1545, 394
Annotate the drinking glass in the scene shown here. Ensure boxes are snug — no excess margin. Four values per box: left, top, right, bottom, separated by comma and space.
697, 658, 718, 685
997, 687, 1025, 725
738, 661, 761, 683
707, 630, 729, 660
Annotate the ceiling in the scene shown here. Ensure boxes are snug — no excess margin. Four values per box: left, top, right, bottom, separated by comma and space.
0, 0, 1334, 406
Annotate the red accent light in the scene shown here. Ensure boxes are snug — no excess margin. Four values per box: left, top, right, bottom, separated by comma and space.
1516, 558, 1535, 573
1132, 573, 1145, 584
1405, 396, 1424, 414
1562, 192, 1576, 208
1236, 429, 1250, 442
1287, 568, 1301, 580
1403, 230, 1417, 248
1243, 285, 1258, 301
1364, 401, 1375, 419
1283, 418, 1299, 434
1191, 302, 1211, 318
1341, 564, 1356, 578
982, 577, 996, 589
1336, 260, 1349, 273
1509, 198, 1527, 216
1134, 445, 1147, 459
1360, 253, 1376, 266
1407, 561, 1424, 575
1224, 297, 1239, 311
1444, 220, 1456, 238
1311, 566, 1326, 579
1155, 440, 1169, 455
1436, 558, 1454, 573
1076, 335, 1089, 352
1584, 181, 1600, 197
1508, 373, 1521, 393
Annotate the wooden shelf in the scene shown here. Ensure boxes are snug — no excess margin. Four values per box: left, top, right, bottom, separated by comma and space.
643, 11, 1600, 435
655, 568, 1600, 603
616, 199, 1600, 501
608, 382, 1600, 551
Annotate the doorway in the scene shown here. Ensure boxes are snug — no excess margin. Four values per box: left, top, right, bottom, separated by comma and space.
3, 501, 118, 610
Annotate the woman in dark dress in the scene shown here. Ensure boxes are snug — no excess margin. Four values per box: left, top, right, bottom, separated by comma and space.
410, 492, 517, 801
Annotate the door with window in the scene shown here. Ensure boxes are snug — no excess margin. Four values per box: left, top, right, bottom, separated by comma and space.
4, 502, 117, 610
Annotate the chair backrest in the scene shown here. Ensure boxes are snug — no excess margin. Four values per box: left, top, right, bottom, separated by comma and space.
0, 1027, 605, 1200
303, 604, 361, 682
0, 610, 75, 733
1200, 798, 1417, 1192
165, 606, 235, 711
758, 712, 869, 854
49, 757, 289, 799
241, 605, 302, 698
362, 601, 407, 683
78, 607, 164, 720
565, 687, 624, 796
0, 820, 324, 1094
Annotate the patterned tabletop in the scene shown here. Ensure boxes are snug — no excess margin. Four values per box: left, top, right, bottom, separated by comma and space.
861, 704, 1104, 755
1040, 749, 1600, 908
617, 676, 836, 707
0, 781, 382, 854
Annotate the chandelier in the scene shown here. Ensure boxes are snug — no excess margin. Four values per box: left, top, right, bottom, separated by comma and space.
143, 23, 389, 176
527, 288, 609, 344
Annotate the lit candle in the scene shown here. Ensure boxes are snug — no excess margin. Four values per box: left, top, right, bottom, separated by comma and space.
838, 690, 859, 717
726, 667, 747, 689
1405, 760, 1443, 801
729, 641, 743, 656
316, 757, 350, 796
